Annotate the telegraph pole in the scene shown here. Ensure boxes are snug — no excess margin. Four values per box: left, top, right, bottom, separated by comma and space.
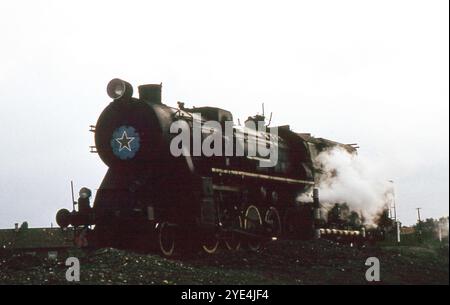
389, 180, 397, 222
416, 208, 422, 223
416, 208, 422, 243
389, 180, 400, 244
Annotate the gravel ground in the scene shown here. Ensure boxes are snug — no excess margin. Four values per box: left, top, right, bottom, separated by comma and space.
0, 239, 448, 285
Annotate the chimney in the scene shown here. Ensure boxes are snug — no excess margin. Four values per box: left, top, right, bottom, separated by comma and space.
14, 223, 19, 232
138, 84, 162, 104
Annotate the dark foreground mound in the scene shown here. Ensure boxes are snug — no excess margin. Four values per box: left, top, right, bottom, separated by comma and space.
0, 239, 448, 284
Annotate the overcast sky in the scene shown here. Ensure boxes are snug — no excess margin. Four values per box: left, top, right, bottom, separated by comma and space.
0, 0, 448, 227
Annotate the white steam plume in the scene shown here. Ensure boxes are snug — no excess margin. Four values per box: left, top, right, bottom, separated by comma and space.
313, 147, 392, 225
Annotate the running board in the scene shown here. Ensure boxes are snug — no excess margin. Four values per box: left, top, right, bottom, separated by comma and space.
212, 168, 315, 185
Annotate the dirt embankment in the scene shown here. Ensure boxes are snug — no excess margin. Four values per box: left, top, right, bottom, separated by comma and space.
0, 240, 448, 285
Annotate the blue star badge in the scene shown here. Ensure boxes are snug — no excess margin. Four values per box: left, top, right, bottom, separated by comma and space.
111, 126, 140, 160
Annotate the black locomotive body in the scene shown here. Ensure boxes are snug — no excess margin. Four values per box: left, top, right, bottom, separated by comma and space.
56, 79, 367, 256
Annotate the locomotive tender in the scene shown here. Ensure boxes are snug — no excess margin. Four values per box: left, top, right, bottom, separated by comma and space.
56, 79, 365, 256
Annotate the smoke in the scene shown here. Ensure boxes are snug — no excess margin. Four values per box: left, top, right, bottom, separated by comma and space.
313, 147, 392, 226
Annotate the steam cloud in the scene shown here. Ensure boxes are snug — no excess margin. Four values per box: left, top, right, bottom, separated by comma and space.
312, 147, 392, 226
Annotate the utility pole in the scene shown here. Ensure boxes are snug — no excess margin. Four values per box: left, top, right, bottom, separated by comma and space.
416, 208, 422, 223
71, 180, 76, 212
389, 180, 397, 222
388, 180, 400, 245
416, 208, 422, 243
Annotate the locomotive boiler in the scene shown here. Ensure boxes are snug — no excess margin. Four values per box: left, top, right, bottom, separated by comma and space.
56, 78, 366, 256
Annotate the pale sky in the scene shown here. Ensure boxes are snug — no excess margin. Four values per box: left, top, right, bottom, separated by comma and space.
0, 0, 448, 227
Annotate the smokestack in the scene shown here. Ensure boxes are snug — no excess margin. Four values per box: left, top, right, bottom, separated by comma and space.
138, 84, 162, 104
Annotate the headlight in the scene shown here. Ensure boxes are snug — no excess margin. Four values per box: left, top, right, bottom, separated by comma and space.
107, 78, 133, 100
79, 187, 92, 199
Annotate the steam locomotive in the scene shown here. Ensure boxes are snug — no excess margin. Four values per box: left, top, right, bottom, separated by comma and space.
56, 79, 369, 256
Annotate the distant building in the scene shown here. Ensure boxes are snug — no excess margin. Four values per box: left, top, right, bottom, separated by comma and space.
401, 226, 415, 235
